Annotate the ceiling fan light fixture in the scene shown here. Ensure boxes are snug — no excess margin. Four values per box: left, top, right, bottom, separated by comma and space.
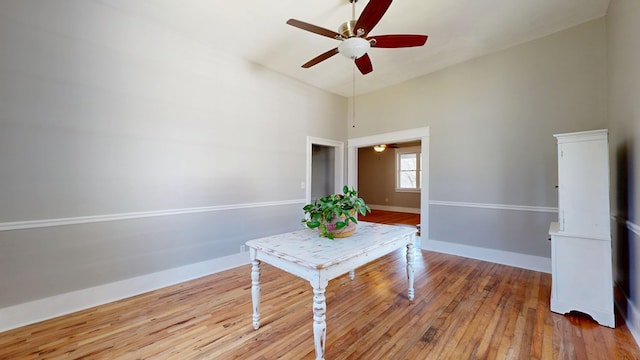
338, 37, 370, 59
373, 144, 386, 152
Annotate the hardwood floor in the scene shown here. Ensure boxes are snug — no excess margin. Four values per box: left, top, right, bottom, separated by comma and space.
1, 211, 639, 359
361, 209, 420, 227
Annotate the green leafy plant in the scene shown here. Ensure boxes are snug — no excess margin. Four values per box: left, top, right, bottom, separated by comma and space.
302, 185, 371, 239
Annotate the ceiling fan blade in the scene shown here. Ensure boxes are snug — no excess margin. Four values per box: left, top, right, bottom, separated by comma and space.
354, 0, 392, 37
369, 34, 428, 48
302, 48, 340, 68
355, 53, 373, 75
286, 19, 341, 40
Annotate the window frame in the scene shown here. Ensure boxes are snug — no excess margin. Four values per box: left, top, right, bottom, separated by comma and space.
395, 146, 422, 193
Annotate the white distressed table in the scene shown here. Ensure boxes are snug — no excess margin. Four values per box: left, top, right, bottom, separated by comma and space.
246, 221, 417, 360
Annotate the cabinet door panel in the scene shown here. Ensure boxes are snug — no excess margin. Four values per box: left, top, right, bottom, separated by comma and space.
558, 140, 610, 237
553, 236, 612, 310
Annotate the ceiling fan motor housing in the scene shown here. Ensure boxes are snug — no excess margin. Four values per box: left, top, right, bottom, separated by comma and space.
338, 20, 358, 38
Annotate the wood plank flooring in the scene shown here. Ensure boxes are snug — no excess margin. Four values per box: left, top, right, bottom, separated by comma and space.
1, 210, 639, 359
361, 209, 420, 227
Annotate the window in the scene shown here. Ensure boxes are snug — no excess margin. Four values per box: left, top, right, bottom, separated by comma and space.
396, 147, 421, 192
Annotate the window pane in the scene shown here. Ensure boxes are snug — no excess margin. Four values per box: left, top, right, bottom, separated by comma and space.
400, 154, 417, 171
400, 171, 416, 188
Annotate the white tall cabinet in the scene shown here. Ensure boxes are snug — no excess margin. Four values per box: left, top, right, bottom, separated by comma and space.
549, 129, 614, 327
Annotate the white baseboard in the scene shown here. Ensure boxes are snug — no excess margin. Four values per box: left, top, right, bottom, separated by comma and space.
615, 219, 640, 346
0, 252, 250, 333
0, 238, 564, 333
368, 204, 421, 214
616, 289, 640, 346
422, 238, 551, 273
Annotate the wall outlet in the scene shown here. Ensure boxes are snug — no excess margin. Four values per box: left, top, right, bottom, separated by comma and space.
240, 245, 246, 253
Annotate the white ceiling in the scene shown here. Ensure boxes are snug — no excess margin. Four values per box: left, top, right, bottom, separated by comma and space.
113, 0, 610, 97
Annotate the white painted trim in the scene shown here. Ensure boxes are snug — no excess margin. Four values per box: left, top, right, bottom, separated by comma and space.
554, 129, 608, 144
429, 200, 558, 213
616, 291, 640, 348
348, 127, 430, 240
306, 136, 345, 203
368, 204, 420, 214
615, 220, 640, 346
548, 228, 611, 242
0, 199, 306, 232
0, 252, 251, 332
422, 238, 552, 273
628, 220, 640, 237
347, 127, 430, 148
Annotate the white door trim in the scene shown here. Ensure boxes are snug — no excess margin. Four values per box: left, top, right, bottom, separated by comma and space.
347, 127, 430, 241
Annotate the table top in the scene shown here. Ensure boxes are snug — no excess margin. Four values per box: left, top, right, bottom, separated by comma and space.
246, 221, 416, 270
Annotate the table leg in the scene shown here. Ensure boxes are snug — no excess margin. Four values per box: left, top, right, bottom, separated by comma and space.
406, 242, 415, 301
311, 280, 328, 360
349, 270, 355, 280
251, 255, 261, 330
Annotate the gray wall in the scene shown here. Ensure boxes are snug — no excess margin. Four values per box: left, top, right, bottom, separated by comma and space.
607, 0, 640, 330
348, 18, 608, 258
0, 1, 346, 308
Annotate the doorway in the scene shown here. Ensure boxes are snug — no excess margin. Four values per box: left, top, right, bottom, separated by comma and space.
306, 137, 344, 203
312, 145, 335, 199
347, 127, 430, 243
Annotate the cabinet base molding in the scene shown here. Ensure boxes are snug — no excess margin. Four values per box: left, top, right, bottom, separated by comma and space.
551, 298, 615, 328
549, 224, 615, 329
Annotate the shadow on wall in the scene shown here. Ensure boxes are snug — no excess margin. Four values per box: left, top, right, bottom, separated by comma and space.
614, 139, 635, 304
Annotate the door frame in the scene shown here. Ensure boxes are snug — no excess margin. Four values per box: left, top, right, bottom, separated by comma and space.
306, 136, 345, 204
347, 127, 430, 243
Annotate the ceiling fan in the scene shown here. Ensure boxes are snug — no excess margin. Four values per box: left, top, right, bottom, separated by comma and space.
373, 143, 401, 152
286, 0, 428, 75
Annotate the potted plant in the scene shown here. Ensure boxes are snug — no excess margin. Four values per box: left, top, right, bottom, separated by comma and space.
302, 185, 371, 239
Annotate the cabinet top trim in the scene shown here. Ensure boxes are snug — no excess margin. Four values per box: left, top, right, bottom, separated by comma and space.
553, 129, 608, 143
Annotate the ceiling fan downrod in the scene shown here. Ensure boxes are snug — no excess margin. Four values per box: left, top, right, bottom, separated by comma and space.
340, 0, 367, 39
350, 0, 358, 21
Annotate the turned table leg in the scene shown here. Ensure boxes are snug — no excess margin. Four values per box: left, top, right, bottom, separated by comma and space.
406, 242, 415, 301
251, 250, 261, 330
311, 279, 328, 360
